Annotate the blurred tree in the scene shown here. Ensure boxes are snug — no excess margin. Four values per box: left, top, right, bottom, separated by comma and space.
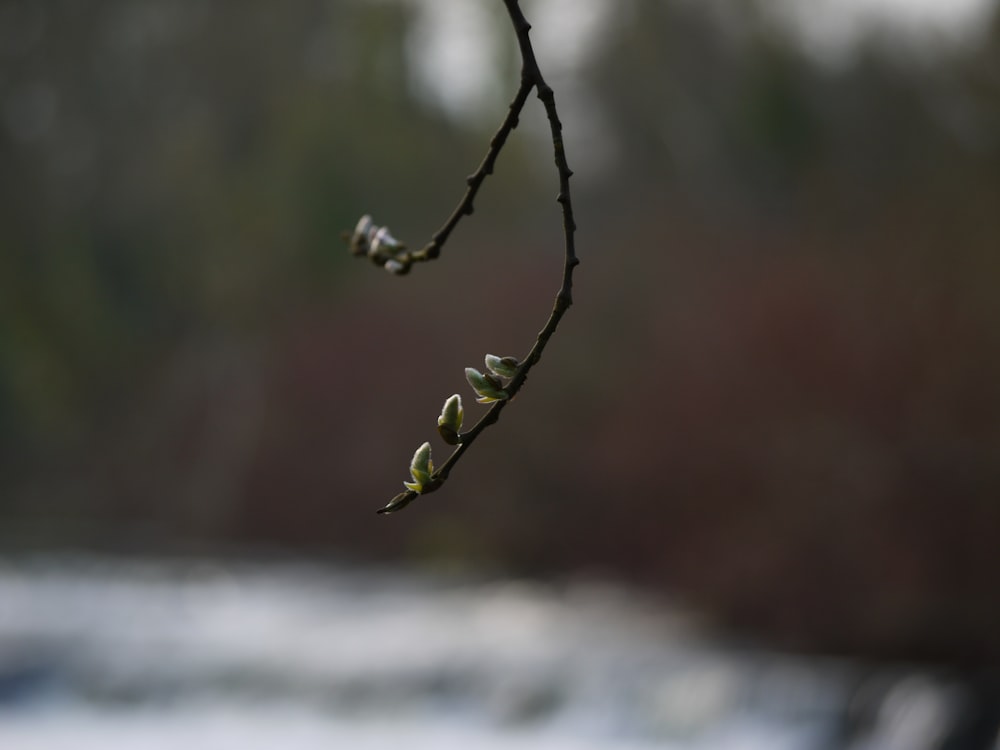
1, 0, 999, 666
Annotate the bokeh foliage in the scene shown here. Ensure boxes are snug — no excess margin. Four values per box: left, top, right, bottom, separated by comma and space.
2, 0, 1000, 661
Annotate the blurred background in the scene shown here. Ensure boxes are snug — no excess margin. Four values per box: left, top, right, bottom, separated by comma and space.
1, 0, 999, 747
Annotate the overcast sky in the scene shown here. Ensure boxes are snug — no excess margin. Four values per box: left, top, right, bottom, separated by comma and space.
406, 0, 997, 121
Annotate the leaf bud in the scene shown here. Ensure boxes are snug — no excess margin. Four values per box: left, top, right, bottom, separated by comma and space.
437, 394, 464, 444
485, 354, 520, 379
465, 367, 509, 404
370, 225, 403, 257
403, 441, 434, 493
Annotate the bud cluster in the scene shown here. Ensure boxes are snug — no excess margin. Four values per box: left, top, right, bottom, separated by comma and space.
437, 394, 464, 446
399, 354, 522, 495
403, 441, 438, 494
347, 214, 411, 275
465, 354, 519, 403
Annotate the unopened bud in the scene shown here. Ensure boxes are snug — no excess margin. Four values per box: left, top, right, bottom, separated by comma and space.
465, 367, 509, 404
437, 394, 464, 444
403, 441, 434, 493
370, 226, 402, 257
485, 354, 520, 379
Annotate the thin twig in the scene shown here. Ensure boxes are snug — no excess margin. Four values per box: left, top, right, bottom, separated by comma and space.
411, 80, 534, 263
376, 0, 579, 514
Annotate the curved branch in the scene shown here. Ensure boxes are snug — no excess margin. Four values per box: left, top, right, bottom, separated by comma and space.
373, 0, 580, 514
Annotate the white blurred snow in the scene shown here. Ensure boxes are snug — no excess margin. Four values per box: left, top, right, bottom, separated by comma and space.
0, 556, 974, 750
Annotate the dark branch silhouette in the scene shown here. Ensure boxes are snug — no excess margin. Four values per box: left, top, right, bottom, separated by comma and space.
345, 0, 579, 514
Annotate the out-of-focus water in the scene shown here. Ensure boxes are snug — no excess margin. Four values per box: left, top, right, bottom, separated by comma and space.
0, 556, 985, 749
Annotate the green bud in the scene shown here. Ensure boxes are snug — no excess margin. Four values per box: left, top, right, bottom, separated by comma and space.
437, 394, 464, 444
403, 441, 434, 493
485, 354, 520, 379
465, 367, 509, 404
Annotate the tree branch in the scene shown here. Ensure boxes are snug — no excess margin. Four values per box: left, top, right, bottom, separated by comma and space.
347, 0, 579, 514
